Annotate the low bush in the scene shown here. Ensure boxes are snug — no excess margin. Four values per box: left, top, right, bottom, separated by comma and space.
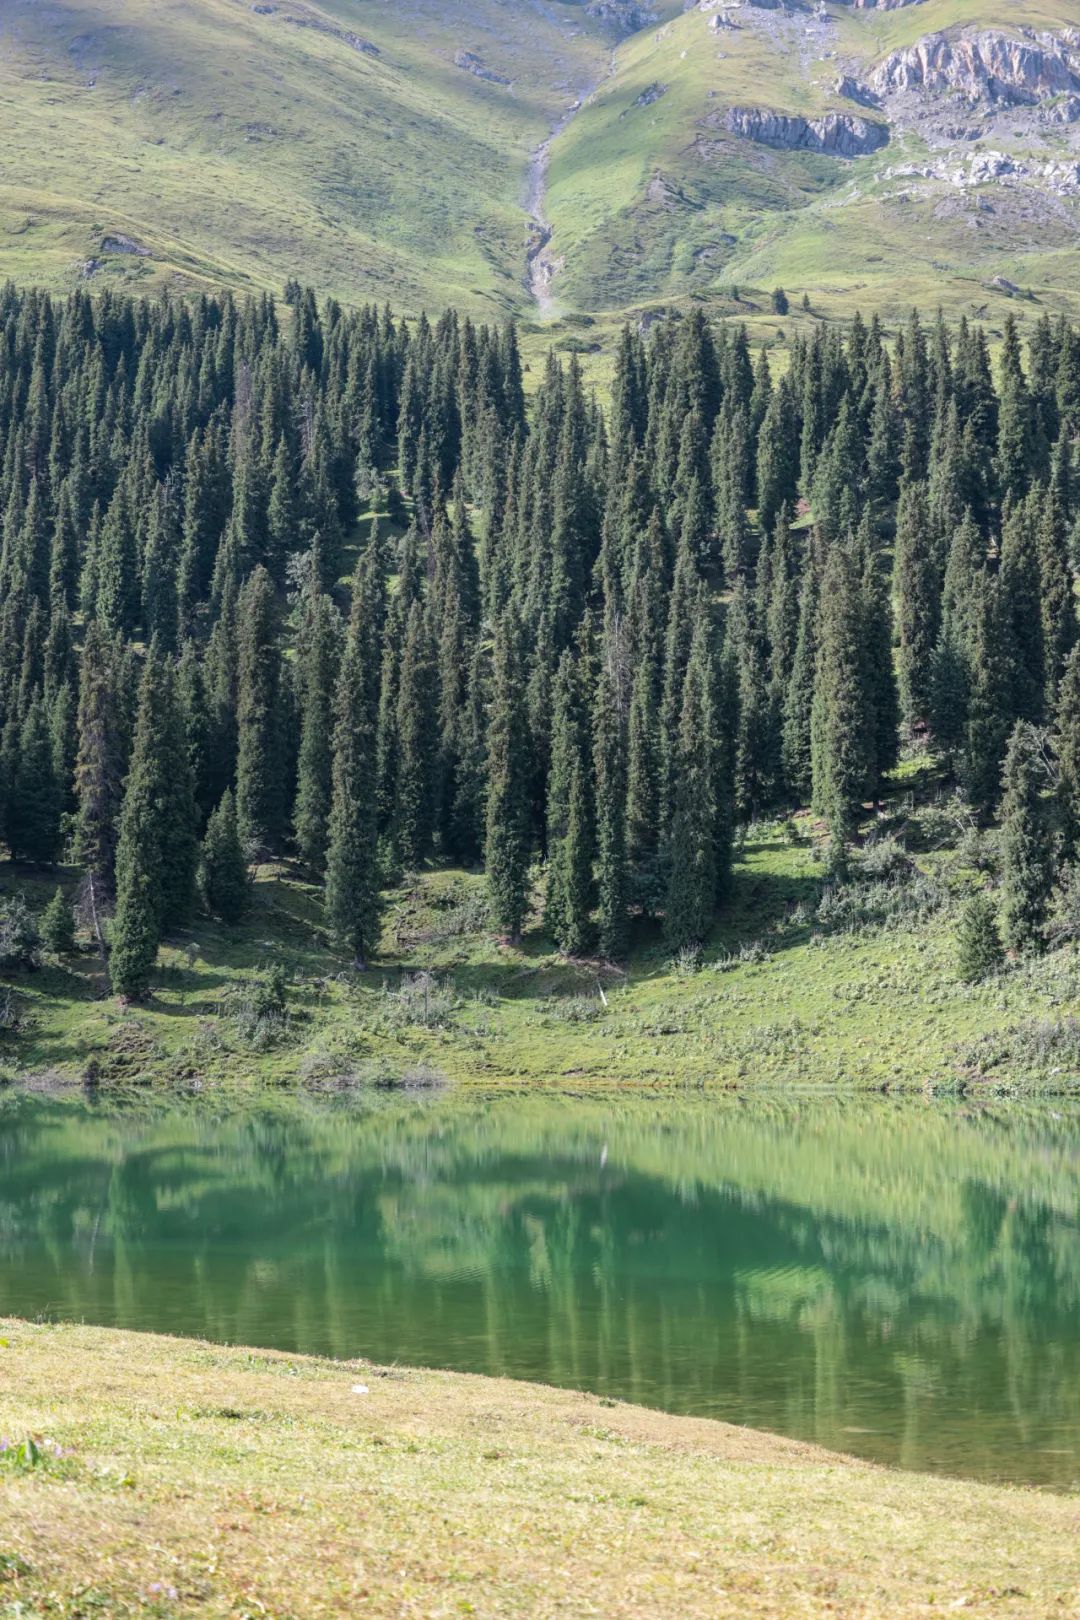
956, 1017, 1080, 1080
376, 972, 460, 1030
225, 963, 292, 1049
0, 896, 41, 972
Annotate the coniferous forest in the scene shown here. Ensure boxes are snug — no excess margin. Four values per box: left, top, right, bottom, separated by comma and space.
1, 282, 1079, 1000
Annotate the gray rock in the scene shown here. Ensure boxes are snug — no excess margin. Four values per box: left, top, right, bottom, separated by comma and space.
101, 234, 151, 257
723, 105, 889, 156
871, 29, 1080, 105
835, 74, 878, 107
454, 50, 510, 85
586, 0, 659, 30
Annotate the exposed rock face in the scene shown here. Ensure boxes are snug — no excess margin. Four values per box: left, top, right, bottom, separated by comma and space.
585, 1, 659, 31
871, 29, 1080, 105
282, 16, 379, 54
454, 50, 510, 85
723, 105, 889, 156
835, 74, 878, 107
101, 234, 150, 256
847, 0, 924, 10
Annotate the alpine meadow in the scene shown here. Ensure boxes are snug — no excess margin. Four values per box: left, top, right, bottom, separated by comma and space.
1, 3, 1079, 1619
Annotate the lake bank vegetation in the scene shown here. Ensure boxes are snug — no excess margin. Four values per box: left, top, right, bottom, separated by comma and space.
1, 286, 1080, 1087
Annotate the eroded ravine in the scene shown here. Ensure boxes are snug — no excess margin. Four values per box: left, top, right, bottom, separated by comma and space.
525, 55, 615, 314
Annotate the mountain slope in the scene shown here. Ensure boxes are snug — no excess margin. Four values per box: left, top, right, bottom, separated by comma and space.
545, 0, 1080, 325
0, 0, 608, 313
2, 0, 1080, 327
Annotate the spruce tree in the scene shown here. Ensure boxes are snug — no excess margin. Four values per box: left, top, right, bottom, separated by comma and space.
7, 694, 61, 864
545, 649, 595, 955
110, 654, 170, 999
663, 611, 718, 951
324, 605, 381, 968
293, 591, 342, 873
593, 650, 629, 959
625, 658, 659, 910
956, 892, 1003, 983
999, 721, 1053, 955
999, 499, 1045, 723
894, 480, 940, 727
1055, 641, 1080, 858
810, 540, 871, 848
41, 887, 76, 955
963, 575, 1015, 821
782, 540, 820, 804
74, 626, 127, 899
485, 613, 531, 944
394, 600, 437, 867
201, 788, 249, 924
235, 565, 284, 855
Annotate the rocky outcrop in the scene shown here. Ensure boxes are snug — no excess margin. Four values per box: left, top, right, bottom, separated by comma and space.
281, 16, 379, 54
585, 1, 659, 31
723, 105, 889, 157
871, 30, 1080, 105
454, 50, 510, 85
836, 74, 878, 107
101, 234, 150, 257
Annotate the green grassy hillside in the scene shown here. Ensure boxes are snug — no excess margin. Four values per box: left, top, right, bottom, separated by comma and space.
0, 0, 608, 314
4, 1320, 1077, 1619
5, 758, 1080, 1095
3, 0, 1080, 332
546, 0, 1080, 328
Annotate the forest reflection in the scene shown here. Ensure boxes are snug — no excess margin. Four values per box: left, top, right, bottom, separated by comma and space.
1, 1092, 1077, 1488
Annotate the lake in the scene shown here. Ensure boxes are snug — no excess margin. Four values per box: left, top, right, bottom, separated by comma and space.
1, 1090, 1077, 1490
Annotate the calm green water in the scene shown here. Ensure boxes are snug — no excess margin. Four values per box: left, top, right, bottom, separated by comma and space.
1, 1092, 1078, 1490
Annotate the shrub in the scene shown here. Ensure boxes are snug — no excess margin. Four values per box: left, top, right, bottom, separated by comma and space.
0, 987, 28, 1035
0, 896, 41, 972
957, 1017, 1080, 1080
713, 939, 771, 972
377, 972, 459, 1029
543, 994, 607, 1024
226, 963, 291, 1048
668, 944, 702, 976
853, 835, 912, 884
816, 869, 946, 935
956, 893, 1003, 983
1047, 862, 1080, 946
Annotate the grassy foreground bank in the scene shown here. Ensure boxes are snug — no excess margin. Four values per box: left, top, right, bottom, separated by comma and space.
0, 1321, 1077, 1619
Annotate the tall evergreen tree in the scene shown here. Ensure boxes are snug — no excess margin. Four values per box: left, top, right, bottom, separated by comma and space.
485, 613, 531, 944
999, 722, 1052, 955
293, 591, 342, 873
894, 480, 940, 727
201, 788, 249, 924
663, 610, 719, 950
324, 600, 381, 968
235, 565, 284, 854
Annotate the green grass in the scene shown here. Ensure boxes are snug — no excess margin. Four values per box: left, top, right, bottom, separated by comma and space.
0, 0, 608, 316
5, 758, 1080, 1094
543, 0, 1080, 331
1, 0, 1079, 340
1, 1317, 1077, 1618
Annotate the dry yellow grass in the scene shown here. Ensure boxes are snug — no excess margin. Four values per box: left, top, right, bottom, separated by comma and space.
0, 1321, 1077, 1618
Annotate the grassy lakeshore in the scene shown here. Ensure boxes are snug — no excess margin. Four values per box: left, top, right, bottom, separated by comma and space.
5, 773, 1080, 1094
0, 1320, 1076, 1619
